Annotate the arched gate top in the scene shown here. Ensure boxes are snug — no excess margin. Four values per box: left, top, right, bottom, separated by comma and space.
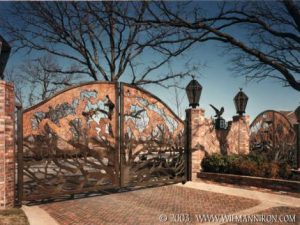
23, 81, 116, 113
250, 109, 294, 129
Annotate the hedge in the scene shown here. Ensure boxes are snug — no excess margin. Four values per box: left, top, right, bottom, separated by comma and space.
201, 152, 293, 179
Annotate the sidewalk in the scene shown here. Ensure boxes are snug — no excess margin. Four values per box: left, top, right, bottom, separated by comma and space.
22, 205, 59, 225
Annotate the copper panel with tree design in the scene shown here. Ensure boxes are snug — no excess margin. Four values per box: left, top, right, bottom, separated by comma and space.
22, 82, 118, 200
121, 84, 185, 186
250, 110, 296, 166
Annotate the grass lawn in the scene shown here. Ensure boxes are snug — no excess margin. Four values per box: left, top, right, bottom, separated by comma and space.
0, 208, 29, 225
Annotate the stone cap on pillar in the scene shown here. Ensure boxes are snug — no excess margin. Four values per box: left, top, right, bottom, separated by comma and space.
186, 107, 205, 115
232, 114, 250, 122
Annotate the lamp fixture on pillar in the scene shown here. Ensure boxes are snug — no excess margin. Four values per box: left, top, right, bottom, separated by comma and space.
0, 36, 11, 80
186, 77, 202, 108
234, 88, 248, 116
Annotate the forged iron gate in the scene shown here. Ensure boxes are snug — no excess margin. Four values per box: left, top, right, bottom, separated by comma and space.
250, 110, 296, 166
19, 82, 187, 201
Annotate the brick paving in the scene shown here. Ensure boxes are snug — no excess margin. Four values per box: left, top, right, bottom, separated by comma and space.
40, 185, 260, 225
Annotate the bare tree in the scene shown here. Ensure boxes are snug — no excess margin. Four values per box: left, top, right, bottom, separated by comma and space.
0, 1, 205, 87
136, 1, 300, 91
173, 81, 184, 119
6, 54, 74, 106
5, 67, 24, 105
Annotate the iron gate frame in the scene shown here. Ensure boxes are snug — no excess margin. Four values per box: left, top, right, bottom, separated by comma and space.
16, 81, 190, 204
119, 82, 188, 187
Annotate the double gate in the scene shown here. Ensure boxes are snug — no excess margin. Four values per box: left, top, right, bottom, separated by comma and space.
18, 82, 187, 201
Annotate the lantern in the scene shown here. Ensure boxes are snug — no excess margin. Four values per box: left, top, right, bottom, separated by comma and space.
186, 78, 202, 108
234, 88, 248, 116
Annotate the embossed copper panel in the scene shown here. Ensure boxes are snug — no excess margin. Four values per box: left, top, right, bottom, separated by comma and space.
121, 83, 185, 186
21, 82, 187, 201
22, 82, 118, 200
250, 110, 296, 165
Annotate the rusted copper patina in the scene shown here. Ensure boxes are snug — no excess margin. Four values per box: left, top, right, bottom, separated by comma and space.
22, 82, 118, 200
121, 84, 185, 186
22, 82, 186, 201
250, 110, 296, 165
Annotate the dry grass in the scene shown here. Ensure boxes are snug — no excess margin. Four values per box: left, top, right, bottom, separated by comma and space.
0, 208, 29, 225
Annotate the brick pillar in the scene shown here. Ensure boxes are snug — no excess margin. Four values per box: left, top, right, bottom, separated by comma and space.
0, 81, 15, 209
186, 108, 208, 180
227, 115, 250, 155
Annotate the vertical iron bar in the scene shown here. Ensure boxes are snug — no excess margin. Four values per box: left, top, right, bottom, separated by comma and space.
118, 83, 124, 188
185, 115, 189, 182
184, 118, 187, 183
272, 111, 275, 150
16, 105, 23, 206
294, 124, 300, 169
185, 110, 191, 182
114, 82, 120, 188
238, 117, 241, 153
188, 113, 192, 181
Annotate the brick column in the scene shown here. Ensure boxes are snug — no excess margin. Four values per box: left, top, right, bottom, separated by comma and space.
185, 108, 220, 180
227, 115, 250, 155
0, 81, 15, 209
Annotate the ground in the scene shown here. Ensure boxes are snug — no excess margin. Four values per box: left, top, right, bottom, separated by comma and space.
0, 208, 29, 225
19, 181, 300, 225
40, 186, 259, 225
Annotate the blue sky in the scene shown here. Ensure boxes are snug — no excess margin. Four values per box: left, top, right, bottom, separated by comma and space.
1, 1, 299, 123
144, 40, 300, 122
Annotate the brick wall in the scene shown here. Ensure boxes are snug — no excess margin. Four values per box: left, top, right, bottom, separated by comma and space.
186, 108, 250, 179
0, 81, 15, 209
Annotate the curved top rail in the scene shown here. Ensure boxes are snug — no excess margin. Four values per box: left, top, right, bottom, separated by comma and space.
250, 109, 294, 129
23, 81, 184, 124
121, 82, 184, 124
23, 81, 116, 113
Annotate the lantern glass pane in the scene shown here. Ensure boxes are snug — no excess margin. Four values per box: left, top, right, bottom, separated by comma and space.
234, 90, 248, 115
186, 79, 202, 107
186, 91, 194, 104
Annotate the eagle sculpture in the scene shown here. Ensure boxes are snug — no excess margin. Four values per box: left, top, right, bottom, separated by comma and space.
209, 104, 224, 118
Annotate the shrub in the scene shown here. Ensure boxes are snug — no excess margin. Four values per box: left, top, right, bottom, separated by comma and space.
278, 163, 293, 179
247, 152, 268, 166
201, 153, 228, 173
201, 153, 293, 180
237, 160, 257, 176
260, 162, 280, 178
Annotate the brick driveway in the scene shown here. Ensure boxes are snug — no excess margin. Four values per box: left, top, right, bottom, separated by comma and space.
40, 185, 261, 225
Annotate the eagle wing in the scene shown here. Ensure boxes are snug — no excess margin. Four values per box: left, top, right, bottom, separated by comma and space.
209, 104, 219, 113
